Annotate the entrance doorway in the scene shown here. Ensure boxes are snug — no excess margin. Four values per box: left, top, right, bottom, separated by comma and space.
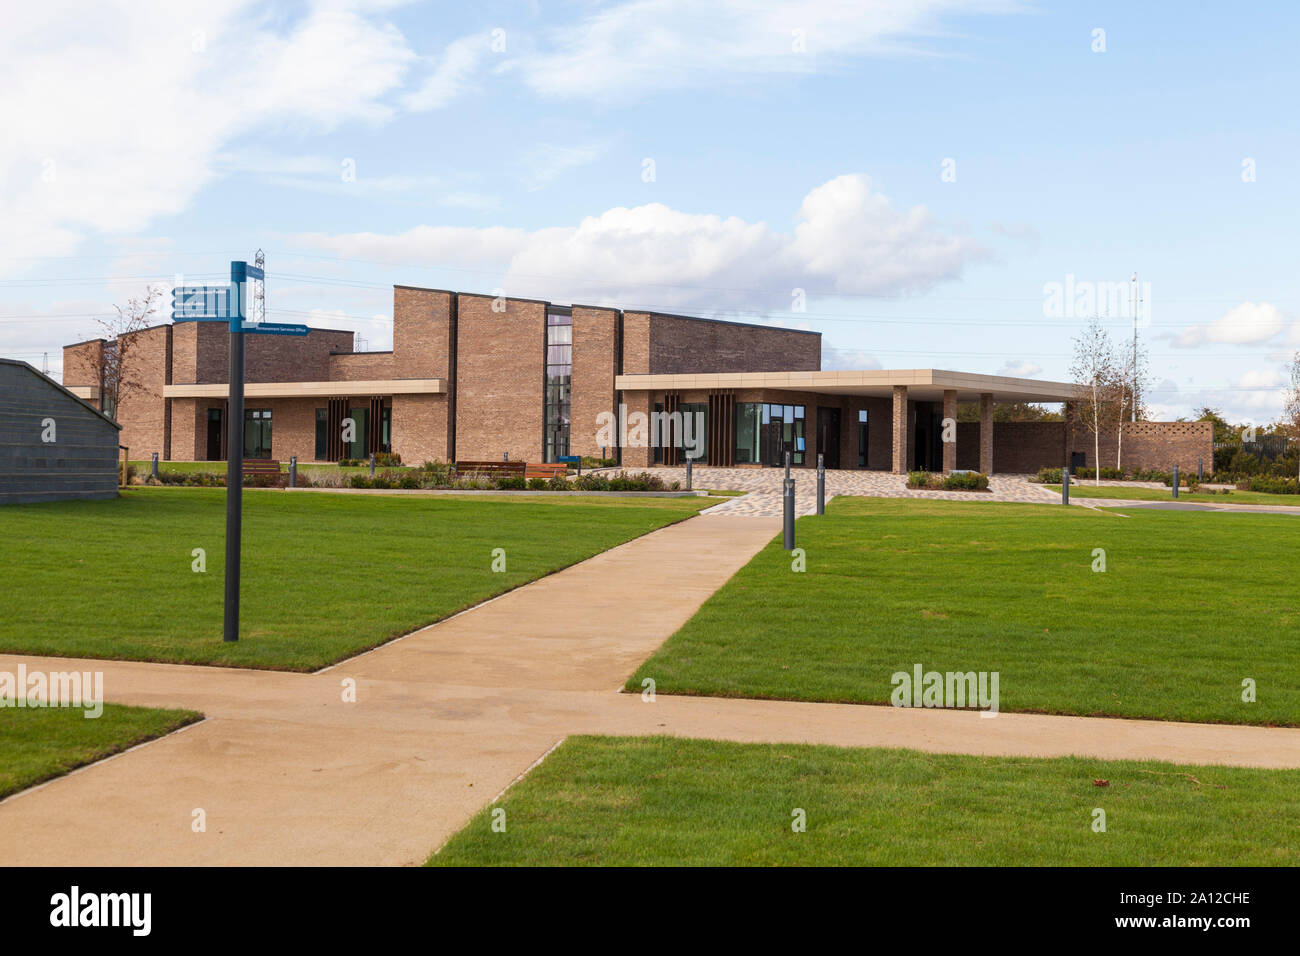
817, 407, 841, 468
913, 401, 943, 471
206, 407, 223, 461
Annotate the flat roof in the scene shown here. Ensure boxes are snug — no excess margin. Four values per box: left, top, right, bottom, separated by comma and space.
164, 379, 444, 399
614, 368, 1078, 403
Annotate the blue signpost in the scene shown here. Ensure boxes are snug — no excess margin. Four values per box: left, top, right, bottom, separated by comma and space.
172, 260, 308, 642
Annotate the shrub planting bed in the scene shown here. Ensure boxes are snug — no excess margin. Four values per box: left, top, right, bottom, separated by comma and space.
905, 471, 990, 492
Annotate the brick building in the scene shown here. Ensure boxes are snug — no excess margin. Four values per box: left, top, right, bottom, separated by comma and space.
61, 286, 1212, 475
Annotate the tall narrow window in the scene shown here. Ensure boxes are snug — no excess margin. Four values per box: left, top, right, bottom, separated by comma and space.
544, 311, 572, 462
314, 408, 327, 460
858, 409, 869, 467
348, 406, 368, 460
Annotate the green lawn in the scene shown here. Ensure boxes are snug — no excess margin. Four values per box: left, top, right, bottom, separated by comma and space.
628, 497, 1300, 725
0, 705, 201, 800
430, 736, 1300, 866
1047, 484, 1300, 506
2, 489, 709, 671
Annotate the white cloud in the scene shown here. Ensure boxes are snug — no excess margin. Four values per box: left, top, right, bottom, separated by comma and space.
997, 360, 1041, 378
402, 32, 489, 111
0, 1, 427, 272
295, 174, 985, 311
513, 0, 1022, 101
1172, 301, 1287, 348
521, 143, 607, 191
822, 345, 882, 370
1146, 370, 1290, 426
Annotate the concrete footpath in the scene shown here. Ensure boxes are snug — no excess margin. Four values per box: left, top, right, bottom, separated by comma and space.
2, 513, 1298, 866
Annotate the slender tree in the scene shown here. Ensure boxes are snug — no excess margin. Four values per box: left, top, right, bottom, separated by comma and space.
92, 287, 161, 420
1070, 316, 1120, 485
1284, 352, 1300, 480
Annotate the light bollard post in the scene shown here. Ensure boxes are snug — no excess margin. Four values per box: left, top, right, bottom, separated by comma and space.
685, 456, 692, 491
783, 477, 796, 551
1062, 465, 1070, 506
369, 453, 375, 477
785, 449, 791, 481
816, 453, 825, 515
289, 455, 297, 488
1172, 464, 1179, 499
151, 452, 159, 480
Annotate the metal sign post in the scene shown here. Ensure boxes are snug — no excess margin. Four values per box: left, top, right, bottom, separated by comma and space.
172, 260, 307, 644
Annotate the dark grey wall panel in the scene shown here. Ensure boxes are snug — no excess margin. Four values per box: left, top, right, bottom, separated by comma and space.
0, 361, 120, 505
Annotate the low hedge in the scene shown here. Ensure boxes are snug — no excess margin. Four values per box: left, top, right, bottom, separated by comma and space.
1236, 476, 1299, 495
906, 471, 990, 491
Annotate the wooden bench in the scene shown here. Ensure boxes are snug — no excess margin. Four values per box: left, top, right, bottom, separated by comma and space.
524, 463, 569, 480
455, 460, 526, 479
242, 459, 282, 483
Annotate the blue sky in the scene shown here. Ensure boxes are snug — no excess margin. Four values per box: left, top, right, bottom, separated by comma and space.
4, 0, 1298, 422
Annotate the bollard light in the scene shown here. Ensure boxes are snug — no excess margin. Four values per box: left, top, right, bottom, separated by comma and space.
783, 477, 796, 550
1062, 465, 1070, 506
816, 453, 825, 515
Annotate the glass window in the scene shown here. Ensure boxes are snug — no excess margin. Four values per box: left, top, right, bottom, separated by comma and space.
544, 311, 572, 462
734, 403, 761, 465
858, 409, 869, 468
314, 408, 327, 460
381, 406, 391, 453
680, 402, 707, 461
243, 408, 272, 459
348, 407, 368, 460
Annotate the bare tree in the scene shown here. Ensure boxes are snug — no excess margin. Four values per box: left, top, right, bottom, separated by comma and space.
1284, 352, 1300, 439
92, 287, 161, 420
1070, 316, 1120, 485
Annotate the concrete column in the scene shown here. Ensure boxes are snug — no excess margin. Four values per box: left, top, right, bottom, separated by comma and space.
979, 392, 994, 475
891, 385, 908, 474
942, 389, 957, 473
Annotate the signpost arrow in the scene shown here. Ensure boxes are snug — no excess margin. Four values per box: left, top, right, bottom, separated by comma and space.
171, 285, 231, 321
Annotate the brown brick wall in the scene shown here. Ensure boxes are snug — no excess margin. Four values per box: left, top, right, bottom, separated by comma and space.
114, 324, 172, 461
61, 340, 103, 393
647, 314, 820, 373
171, 399, 205, 461
1069, 420, 1214, 474
393, 287, 453, 380
169, 321, 351, 384
454, 294, 544, 462
620, 389, 653, 468
570, 306, 618, 458
622, 312, 652, 375
392, 394, 450, 464
328, 351, 395, 381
